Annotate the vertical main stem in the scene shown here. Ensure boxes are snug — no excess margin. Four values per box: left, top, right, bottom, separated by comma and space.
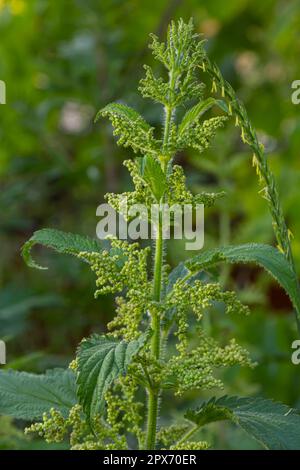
152, 213, 163, 355
145, 73, 175, 449
145, 390, 159, 450
145, 214, 163, 450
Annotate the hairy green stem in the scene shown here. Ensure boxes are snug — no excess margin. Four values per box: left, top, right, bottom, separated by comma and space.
145, 76, 175, 449
145, 215, 163, 450
163, 106, 173, 149
145, 390, 160, 450
152, 214, 163, 353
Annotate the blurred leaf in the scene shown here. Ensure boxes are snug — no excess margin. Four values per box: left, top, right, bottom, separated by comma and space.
0, 416, 27, 450
0, 286, 62, 337
0, 368, 76, 420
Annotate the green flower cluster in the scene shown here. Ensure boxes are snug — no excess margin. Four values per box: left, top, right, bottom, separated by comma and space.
161, 278, 253, 395
26, 371, 143, 450
165, 331, 254, 395
139, 19, 205, 108
105, 159, 155, 218
177, 115, 227, 152
106, 159, 224, 232
105, 373, 144, 447
108, 291, 147, 341
157, 424, 189, 447
79, 238, 150, 297
170, 441, 209, 450
98, 103, 159, 156
165, 278, 250, 351
78, 239, 151, 340
25, 405, 104, 448
167, 165, 225, 208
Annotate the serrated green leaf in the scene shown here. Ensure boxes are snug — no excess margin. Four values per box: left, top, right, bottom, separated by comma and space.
185, 243, 300, 313
185, 395, 300, 450
178, 98, 226, 135
76, 333, 147, 421
96, 102, 159, 155
0, 368, 76, 420
22, 228, 102, 270
140, 155, 166, 201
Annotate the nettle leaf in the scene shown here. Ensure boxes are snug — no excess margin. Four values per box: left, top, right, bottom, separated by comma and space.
178, 98, 226, 135
96, 102, 144, 125
77, 333, 147, 421
185, 396, 300, 450
96, 102, 159, 155
22, 228, 102, 270
0, 368, 76, 420
140, 155, 166, 201
185, 243, 300, 313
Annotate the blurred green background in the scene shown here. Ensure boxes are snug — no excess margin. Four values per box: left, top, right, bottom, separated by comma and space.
0, 0, 300, 449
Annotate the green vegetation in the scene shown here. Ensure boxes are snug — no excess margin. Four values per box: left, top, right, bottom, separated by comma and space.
1, 0, 300, 451
1, 18, 300, 450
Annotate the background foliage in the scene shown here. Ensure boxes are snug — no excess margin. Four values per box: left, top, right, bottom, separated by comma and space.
0, 0, 300, 449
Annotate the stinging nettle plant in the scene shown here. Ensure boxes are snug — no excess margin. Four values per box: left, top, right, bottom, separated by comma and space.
1, 19, 300, 450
